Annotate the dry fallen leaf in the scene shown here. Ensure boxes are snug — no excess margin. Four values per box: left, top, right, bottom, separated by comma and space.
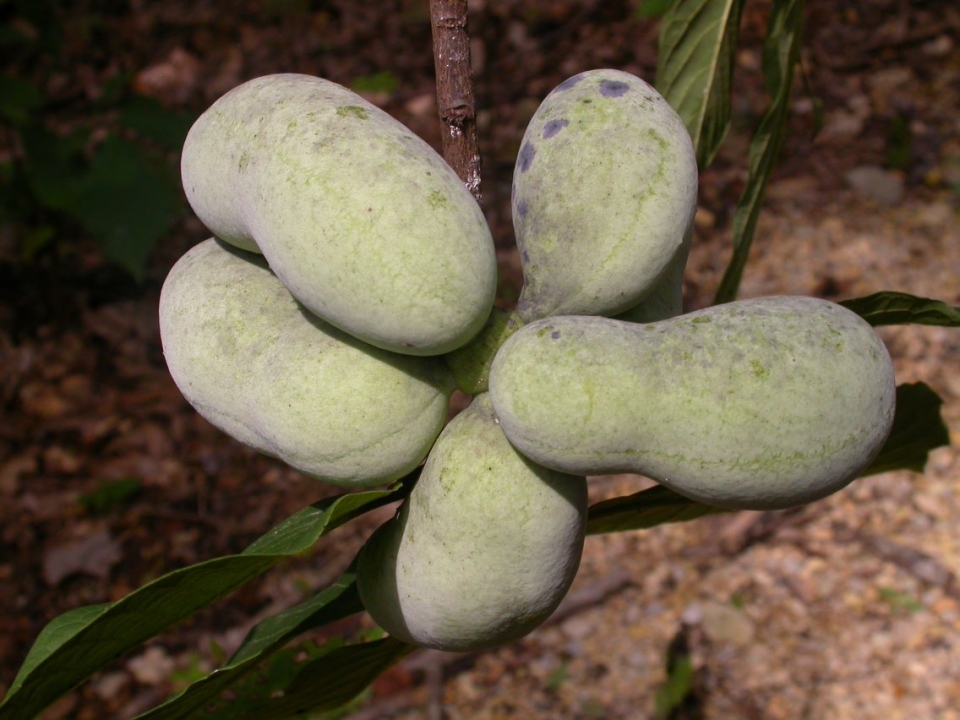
42, 530, 123, 586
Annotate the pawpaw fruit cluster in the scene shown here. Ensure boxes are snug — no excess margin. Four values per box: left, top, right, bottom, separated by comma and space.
161, 69, 896, 654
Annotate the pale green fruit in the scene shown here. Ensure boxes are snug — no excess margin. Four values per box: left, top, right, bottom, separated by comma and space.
181, 73, 497, 356
616, 227, 692, 324
489, 297, 896, 510
357, 394, 587, 652
159, 238, 453, 487
512, 69, 698, 321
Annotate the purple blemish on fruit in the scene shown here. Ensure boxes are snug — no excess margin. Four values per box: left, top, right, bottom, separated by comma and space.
516, 198, 528, 219
555, 74, 585, 92
518, 142, 536, 173
542, 119, 569, 139
550, 330, 561, 339
599, 80, 629, 98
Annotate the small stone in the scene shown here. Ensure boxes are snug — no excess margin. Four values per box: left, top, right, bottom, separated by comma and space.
127, 646, 175, 685
560, 614, 594, 641
403, 93, 435, 118
922, 35, 953, 57
91, 671, 130, 701
845, 165, 905, 205
694, 206, 716, 231
700, 602, 756, 646
816, 110, 865, 143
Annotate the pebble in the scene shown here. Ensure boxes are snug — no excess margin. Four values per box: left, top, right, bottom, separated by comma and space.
845, 165, 905, 205
699, 602, 756, 646
127, 646, 175, 685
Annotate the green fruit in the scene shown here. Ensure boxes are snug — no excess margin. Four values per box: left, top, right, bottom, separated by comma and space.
489, 297, 896, 510
180, 73, 497, 356
357, 394, 587, 651
159, 238, 453, 487
616, 227, 692, 324
512, 69, 698, 321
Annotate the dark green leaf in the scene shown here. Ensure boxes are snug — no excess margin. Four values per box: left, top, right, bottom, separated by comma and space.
350, 72, 398, 95
656, 0, 745, 168
0, 486, 404, 720
0, 76, 42, 126
635, 0, 680, 19
586, 485, 728, 536
863, 383, 950, 476
78, 477, 142, 515
886, 113, 912, 171
840, 291, 960, 327
119, 96, 198, 152
654, 653, 695, 720
74, 136, 184, 279
714, 0, 806, 304
136, 566, 366, 719
19, 225, 57, 261
20, 125, 87, 215
223, 637, 414, 720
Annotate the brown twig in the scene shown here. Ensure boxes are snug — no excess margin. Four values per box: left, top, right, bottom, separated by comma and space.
429, 0, 482, 206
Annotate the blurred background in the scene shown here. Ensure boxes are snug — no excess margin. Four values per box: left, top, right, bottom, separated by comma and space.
1, 1, 959, 718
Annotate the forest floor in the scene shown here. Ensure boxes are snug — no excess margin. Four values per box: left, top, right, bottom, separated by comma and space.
1, 1, 959, 719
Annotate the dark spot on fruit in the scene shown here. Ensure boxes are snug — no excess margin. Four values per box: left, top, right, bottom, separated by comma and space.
542, 119, 569, 139
518, 142, 536, 173
516, 198, 528, 218
550, 330, 561, 339
521, 249, 530, 263
555, 74, 585, 92
599, 80, 629, 98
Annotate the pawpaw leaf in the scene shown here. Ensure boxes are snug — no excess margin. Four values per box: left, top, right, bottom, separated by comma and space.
119, 96, 198, 152
74, 135, 184, 280
840, 291, 960, 327
863, 382, 951, 476
656, 0, 746, 168
135, 564, 366, 719
0, 485, 406, 720
714, 0, 806, 304
586, 485, 728, 535
586, 381, 950, 535
0, 76, 42, 127
192, 636, 415, 720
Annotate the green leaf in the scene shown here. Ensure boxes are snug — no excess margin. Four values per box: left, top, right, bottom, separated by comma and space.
136, 565, 366, 719
350, 71, 398, 95
20, 125, 87, 215
78, 477, 142, 515
635, 0, 681, 19
586, 485, 728, 536
175, 633, 414, 720
19, 225, 57, 261
840, 291, 960, 327
863, 382, 950, 476
0, 76, 42, 126
119, 96, 198, 152
654, 652, 694, 720
74, 136, 184, 279
714, 0, 806, 304
656, 0, 745, 168
219, 637, 414, 720
0, 486, 405, 720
